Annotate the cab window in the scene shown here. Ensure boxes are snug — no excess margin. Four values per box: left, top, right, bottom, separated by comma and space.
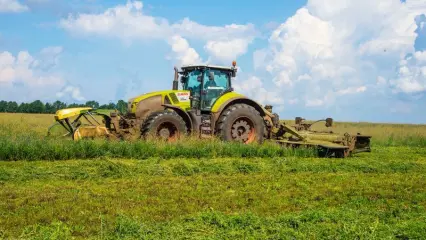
183, 70, 202, 97
203, 69, 229, 90
201, 69, 230, 110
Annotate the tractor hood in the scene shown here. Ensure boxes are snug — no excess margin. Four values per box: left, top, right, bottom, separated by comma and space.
127, 90, 191, 115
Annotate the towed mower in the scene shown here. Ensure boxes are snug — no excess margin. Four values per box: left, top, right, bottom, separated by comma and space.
48, 61, 372, 158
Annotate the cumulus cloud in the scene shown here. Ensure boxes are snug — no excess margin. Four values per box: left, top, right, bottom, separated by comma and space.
390, 51, 426, 93
59, 1, 257, 64
167, 35, 202, 66
204, 38, 251, 63
233, 76, 284, 105
0, 47, 85, 102
239, 0, 426, 109
0, 0, 28, 12
59, 1, 170, 39
0, 50, 62, 86
56, 85, 85, 101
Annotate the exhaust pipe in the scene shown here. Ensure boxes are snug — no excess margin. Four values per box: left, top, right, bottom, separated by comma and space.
173, 66, 179, 90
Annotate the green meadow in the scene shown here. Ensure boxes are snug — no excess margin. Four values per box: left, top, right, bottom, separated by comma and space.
0, 113, 425, 239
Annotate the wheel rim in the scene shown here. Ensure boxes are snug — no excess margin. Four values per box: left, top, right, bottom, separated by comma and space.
156, 122, 179, 141
231, 117, 256, 143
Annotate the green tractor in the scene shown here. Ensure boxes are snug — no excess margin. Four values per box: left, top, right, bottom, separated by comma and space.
49, 61, 371, 157
112, 61, 272, 143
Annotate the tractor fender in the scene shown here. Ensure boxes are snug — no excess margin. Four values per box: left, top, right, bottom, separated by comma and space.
211, 95, 274, 128
162, 104, 193, 132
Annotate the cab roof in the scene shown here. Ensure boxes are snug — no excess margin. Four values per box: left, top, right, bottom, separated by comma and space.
180, 64, 235, 71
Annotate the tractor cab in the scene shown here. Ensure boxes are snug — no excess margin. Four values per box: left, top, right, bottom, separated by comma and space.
175, 62, 237, 112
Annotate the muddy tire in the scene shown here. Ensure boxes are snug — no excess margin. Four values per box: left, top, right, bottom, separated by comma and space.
216, 104, 265, 144
141, 110, 187, 141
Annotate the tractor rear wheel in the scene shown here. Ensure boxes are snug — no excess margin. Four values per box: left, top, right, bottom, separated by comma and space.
141, 110, 187, 141
216, 104, 264, 144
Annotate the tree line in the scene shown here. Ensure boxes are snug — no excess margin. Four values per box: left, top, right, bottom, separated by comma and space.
0, 100, 127, 114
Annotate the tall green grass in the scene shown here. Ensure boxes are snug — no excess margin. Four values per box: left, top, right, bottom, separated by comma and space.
373, 133, 426, 147
1, 113, 425, 162
0, 136, 317, 161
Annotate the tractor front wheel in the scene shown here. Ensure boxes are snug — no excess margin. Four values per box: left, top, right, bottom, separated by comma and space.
216, 104, 265, 144
141, 110, 187, 141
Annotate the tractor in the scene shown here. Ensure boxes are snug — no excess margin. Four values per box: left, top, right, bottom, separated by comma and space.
111, 61, 272, 143
48, 61, 372, 157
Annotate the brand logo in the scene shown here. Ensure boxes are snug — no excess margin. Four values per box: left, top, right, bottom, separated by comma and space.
176, 92, 190, 102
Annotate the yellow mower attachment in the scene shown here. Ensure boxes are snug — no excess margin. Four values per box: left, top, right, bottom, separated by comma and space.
48, 107, 117, 141
54, 107, 92, 120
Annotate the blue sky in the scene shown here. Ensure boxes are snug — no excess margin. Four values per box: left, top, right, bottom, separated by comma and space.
0, 0, 426, 123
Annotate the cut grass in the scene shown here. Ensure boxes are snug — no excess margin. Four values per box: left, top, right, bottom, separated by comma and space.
1, 165, 426, 238
0, 113, 426, 239
1, 146, 425, 238
16, 209, 426, 239
0, 147, 425, 182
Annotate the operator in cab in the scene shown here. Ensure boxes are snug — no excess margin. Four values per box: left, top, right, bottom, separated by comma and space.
204, 71, 217, 89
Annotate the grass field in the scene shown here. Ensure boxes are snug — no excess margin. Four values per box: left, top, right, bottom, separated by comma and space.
0, 113, 426, 239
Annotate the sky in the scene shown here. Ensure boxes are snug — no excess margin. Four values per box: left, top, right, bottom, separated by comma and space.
0, 0, 426, 124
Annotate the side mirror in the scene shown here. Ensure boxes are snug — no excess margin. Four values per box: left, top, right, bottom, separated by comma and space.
180, 76, 187, 83
231, 69, 237, 78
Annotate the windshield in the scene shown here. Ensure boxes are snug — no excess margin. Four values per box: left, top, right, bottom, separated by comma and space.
203, 69, 229, 90
182, 68, 231, 110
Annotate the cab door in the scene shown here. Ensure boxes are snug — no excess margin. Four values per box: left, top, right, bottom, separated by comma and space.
201, 69, 231, 110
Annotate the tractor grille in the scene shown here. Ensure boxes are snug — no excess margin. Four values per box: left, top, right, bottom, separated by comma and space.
169, 93, 179, 104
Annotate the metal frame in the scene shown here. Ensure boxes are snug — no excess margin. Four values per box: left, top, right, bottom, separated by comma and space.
47, 109, 112, 138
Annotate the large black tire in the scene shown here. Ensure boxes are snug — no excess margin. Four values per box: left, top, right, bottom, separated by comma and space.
216, 104, 265, 144
141, 110, 187, 141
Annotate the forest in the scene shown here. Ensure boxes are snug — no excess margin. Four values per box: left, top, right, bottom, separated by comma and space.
0, 100, 127, 114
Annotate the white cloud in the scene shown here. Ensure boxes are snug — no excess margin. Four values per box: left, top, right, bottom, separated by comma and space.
256, 0, 426, 108
56, 85, 85, 101
204, 38, 251, 64
0, 0, 28, 12
0, 47, 86, 102
172, 18, 256, 42
414, 51, 426, 62
59, 1, 257, 64
233, 76, 284, 105
0, 50, 62, 86
390, 51, 426, 93
336, 86, 367, 95
167, 35, 202, 66
59, 1, 170, 39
